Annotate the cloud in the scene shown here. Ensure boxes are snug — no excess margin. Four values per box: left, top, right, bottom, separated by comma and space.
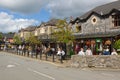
0, 0, 118, 33
0, 0, 117, 17
0, 0, 49, 14
47, 0, 117, 18
0, 0, 117, 18
0, 12, 38, 33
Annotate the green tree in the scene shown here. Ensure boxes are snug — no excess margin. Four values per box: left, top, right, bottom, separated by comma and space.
25, 33, 41, 45
114, 39, 120, 49
0, 33, 2, 40
8, 32, 14, 34
52, 19, 74, 43
13, 35, 22, 45
52, 19, 75, 55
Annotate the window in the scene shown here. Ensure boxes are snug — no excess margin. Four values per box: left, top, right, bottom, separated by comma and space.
91, 17, 97, 24
76, 23, 81, 32
112, 14, 120, 27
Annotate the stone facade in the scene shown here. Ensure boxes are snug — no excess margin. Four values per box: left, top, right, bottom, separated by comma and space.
70, 55, 120, 69
72, 14, 120, 34
82, 15, 106, 33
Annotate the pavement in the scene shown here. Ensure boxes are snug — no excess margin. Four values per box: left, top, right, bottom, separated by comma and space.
0, 51, 120, 80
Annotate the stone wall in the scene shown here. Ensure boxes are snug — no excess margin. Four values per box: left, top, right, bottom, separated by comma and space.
70, 55, 120, 69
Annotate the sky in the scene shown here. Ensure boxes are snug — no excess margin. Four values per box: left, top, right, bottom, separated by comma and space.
0, 0, 117, 33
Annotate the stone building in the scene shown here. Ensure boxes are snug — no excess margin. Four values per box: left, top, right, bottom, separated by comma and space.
70, 0, 120, 54
36, 19, 60, 48
19, 26, 36, 41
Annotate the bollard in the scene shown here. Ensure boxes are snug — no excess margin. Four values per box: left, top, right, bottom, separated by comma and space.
35, 53, 37, 59
40, 52, 42, 60
46, 53, 48, 61
31, 52, 33, 58
60, 53, 63, 64
52, 52, 55, 62
27, 51, 29, 57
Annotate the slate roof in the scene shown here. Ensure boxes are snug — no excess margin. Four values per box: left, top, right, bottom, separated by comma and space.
73, 30, 120, 39
38, 19, 59, 27
45, 19, 59, 26
25, 26, 36, 31
46, 19, 59, 26
72, 0, 120, 23
2, 33, 15, 39
19, 26, 36, 32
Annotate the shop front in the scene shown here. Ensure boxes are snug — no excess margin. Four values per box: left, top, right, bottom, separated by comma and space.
73, 31, 119, 55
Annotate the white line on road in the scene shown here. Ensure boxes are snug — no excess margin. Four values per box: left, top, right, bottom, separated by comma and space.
9, 61, 20, 66
7, 65, 15, 68
101, 73, 114, 77
28, 68, 55, 80
12, 62, 20, 66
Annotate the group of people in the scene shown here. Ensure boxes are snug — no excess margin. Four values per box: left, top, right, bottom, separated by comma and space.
102, 48, 118, 55
78, 47, 92, 56
15, 44, 119, 58
78, 47, 118, 56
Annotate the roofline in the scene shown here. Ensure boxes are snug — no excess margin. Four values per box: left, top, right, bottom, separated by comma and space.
71, 9, 120, 24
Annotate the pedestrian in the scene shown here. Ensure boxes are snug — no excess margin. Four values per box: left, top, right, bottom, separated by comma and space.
57, 47, 65, 60
36, 46, 41, 58
78, 48, 85, 56
86, 47, 92, 55
111, 49, 118, 55
103, 48, 110, 55
47, 46, 52, 56
28, 46, 32, 55
75, 44, 80, 54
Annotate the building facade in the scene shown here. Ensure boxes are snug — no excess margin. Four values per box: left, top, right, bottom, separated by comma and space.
70, 0, 120, 54
19, 26, 36, 40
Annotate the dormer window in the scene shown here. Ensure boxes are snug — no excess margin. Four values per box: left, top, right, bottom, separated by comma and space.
112, 14, 120, 27
75, 23, 81, 32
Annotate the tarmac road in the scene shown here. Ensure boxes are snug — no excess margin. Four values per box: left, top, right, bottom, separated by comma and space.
0, 51, 120, 80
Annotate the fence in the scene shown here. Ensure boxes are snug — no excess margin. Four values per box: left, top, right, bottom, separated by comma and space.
3, 48, 71, 64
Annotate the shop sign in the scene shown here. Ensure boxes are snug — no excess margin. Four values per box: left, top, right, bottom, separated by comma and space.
96, 39, 101, 42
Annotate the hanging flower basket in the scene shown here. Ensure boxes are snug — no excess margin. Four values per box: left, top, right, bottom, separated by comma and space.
105, 40, 111, 45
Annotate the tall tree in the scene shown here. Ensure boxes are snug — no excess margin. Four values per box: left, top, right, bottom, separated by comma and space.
25, 33, 41, 46
8, 32, 14, 34
0, 33, 3, 41
52, 19, 74, 43
13, 35, 22, 45
52, 19, 75, 55
114, 39, 120, 50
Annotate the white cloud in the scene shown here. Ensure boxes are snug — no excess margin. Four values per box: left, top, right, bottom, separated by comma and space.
0, 0, 118, 18
0, 0, 117, 17
0, 12, 38, 33
0, 0, 118, 33
47, 0, 117, 18
0, 0, 49, 14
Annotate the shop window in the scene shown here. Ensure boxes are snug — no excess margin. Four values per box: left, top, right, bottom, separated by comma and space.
112, 14, 120, 27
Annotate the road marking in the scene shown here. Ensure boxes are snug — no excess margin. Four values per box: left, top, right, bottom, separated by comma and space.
28, 68, 55, 80
7, 65, 15, 68
9, 61, 20, 66
101, 73, 114, 77
13, 62, 20, 65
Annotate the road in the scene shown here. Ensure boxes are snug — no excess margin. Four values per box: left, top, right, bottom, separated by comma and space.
0, 52, 120, 80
